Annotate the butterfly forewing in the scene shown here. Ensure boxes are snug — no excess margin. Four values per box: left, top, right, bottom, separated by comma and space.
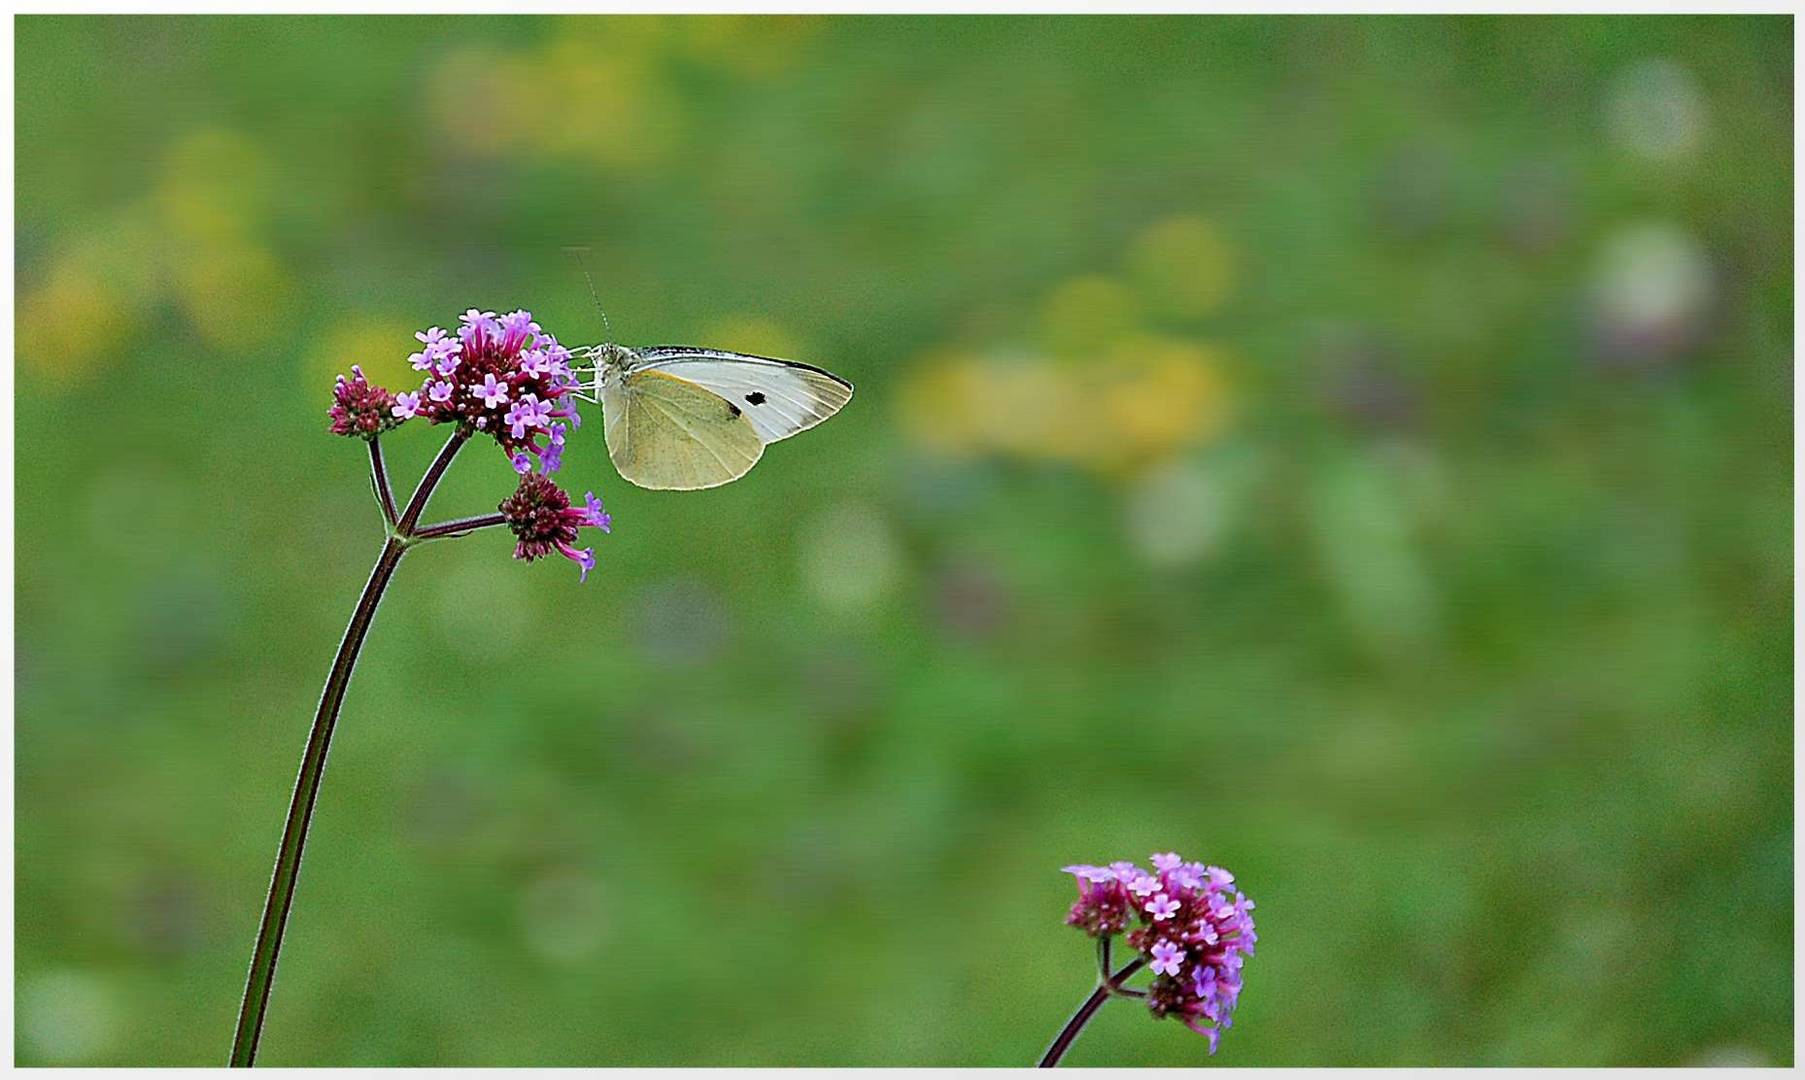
629, 348, 854, 445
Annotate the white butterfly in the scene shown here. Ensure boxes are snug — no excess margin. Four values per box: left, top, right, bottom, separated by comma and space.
573, 343, 854, 491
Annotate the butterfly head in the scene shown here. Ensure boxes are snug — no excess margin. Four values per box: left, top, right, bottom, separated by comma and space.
573, 342, 638, 398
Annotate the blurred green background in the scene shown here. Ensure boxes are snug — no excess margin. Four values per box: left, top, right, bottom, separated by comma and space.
14, 14, 1792, 1067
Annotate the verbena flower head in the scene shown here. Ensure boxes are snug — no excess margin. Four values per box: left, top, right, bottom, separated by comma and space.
500, 472, 612, 582
1062, 853, 1257, 1055
333, 308, 580, 474
328, 365, 403, 439
327, 306, 612, 584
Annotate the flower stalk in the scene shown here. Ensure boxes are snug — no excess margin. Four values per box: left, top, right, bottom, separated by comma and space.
230, 431, 476, 1066
368, 438, 397, 528
229, 536, 404, 1066
412, 512, 509, 542
1038, 952, 1148, 1068
237, 308, 612, 1065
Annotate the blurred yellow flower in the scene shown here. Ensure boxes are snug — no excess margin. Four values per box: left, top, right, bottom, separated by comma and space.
148, 128, 292, 349
303, 316, 420, 403
696, 314, 803, 360
548, 14, 679, 60
154, 128, 271, 247
545, 15, 822, 79
898, 338, 1228, 476
904, 217, 1242, 478
18, 204, 168, 389
535, 41, 682, 170
174, 240, 291, 350
1039, 275, 1143, 360
429, 39, 681, 171
972, 355, 1087, 463
18, 261, 129, 388
675, 16, 824, 79
1126, 215, 1234, 320
897, 348, 990, 457
1090, 335, 1230, 472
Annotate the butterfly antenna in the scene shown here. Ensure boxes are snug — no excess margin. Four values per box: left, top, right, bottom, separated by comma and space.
564, 246, 613, 341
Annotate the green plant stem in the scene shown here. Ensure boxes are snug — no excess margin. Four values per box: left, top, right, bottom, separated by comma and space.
394, 431, 467, 534
1037, 941, 1147, 1068
368, 437, 397, 528
413, 512, 508, 541
1094, 935, 1144, 999
230, 430, 467, 1067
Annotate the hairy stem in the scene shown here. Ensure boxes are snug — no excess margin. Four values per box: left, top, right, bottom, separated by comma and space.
396, 430, 469, 534
368, 437, 397, 528
1037, 953, 1147, 1068
413, 512, 508, 542
231, 431, 468, 1067
228, 538, 405, 1066
1094, 935, 1144, 998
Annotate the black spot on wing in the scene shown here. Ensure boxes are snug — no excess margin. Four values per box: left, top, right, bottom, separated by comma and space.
745, 392, 766, 405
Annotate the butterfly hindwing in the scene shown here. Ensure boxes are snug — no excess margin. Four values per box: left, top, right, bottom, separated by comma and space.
630, 348, 854, 445
602, 368, 765, 491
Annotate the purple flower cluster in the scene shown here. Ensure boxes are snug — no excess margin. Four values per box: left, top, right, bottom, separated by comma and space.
327, 366, 403, 439
402, 309, 581, 473
326, 307, 615, 582
1062, 853, 1257, 1054
498, 473, 613, 582
330, 309, 580, 475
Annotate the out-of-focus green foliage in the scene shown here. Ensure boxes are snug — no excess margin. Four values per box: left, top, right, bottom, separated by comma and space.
15, 14, 1790, 1066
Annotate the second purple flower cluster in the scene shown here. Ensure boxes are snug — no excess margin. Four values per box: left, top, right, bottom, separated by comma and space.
1062, 853, 1257, 1054
499, 473, 613, 583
